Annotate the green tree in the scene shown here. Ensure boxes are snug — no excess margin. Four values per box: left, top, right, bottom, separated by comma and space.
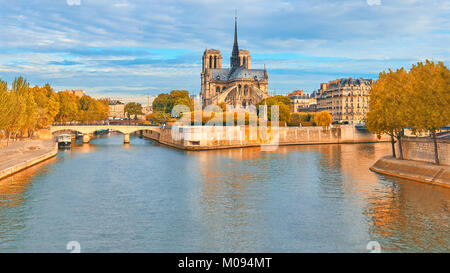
124, 102, 143, 120
152, 93, 172, 113
147, 111, 171, 124
256, 95, 291, 123
152, 90, 193, 114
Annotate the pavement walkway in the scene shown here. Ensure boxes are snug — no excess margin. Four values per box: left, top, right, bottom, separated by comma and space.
0, 139, 57, 180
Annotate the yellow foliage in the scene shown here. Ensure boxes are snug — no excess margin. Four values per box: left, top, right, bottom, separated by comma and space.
314, 111, 332, 127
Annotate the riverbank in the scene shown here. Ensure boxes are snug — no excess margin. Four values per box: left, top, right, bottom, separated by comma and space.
142, 125, 390, 151
370, 156, 450, 188
0, 139, 58, 180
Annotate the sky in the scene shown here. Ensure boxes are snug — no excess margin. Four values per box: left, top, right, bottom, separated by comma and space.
0, 0, 449, 102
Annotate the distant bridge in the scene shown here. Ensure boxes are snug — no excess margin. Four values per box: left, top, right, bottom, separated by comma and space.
50, 125, 160, 143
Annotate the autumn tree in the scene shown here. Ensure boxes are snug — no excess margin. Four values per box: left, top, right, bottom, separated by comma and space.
407, 60, 450, 164
0, 80, 10, 133
30, 84, 60, 129
366, 68, 410, 158
11, 77, 37, 137
55, 91, 79, 123
169, 90, 194, 111
314, 111, 332, 129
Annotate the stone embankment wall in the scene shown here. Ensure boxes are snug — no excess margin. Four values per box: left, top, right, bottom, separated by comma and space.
0, 140, 58, 180
370, 156, 450, 188
142, 125, 390, 151
396, 137, 449, 166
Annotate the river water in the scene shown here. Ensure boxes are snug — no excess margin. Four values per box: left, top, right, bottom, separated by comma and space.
0, 134, 449, 252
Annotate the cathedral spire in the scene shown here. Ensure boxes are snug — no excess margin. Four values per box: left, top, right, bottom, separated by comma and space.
230, 14, 240, 70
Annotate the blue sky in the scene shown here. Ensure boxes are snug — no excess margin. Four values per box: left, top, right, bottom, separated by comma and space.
0, 0, 449, 101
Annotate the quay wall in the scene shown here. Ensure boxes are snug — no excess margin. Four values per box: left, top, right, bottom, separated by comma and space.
0, 142, 58, 180
396, 137, 450, 166
142, 125, 390, 151
370, 156, 450, 188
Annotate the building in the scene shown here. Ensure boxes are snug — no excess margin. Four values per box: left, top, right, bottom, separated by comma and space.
288, 90, 317, 112
316, 78, 372, 124
109, 100, 125, 119
200, 17, 268, 108
61, 90, 84, 97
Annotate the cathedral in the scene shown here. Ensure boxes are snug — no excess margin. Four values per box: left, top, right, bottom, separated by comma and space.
200, 18, 269, 108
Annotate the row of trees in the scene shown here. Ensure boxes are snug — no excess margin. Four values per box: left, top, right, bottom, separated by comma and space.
147, 90, 193, 124
0, 77, 109, 143
367, 60, 450, 164
147, 90, 333, 128
57, 92, 109, 123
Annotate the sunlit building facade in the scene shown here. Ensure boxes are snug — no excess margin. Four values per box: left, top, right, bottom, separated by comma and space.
288, 90, 317, 112
316, 78, 372, 124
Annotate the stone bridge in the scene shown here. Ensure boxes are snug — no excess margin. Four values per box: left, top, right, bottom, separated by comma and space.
50, 125, 160, 143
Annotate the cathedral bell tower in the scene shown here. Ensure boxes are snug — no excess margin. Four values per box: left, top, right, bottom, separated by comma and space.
202, 49, 222, 72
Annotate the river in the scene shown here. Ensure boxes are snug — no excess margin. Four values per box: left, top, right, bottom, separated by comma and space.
0, 133, 449, 252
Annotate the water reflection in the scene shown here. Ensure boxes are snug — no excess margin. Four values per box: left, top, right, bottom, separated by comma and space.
0, 157, 57, 208
191, 143, 450, 252
0, 135, 448, 252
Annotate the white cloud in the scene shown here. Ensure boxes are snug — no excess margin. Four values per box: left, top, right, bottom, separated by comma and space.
66, 0, 81, 6
0, 0, 449, 95
367, 0, 381, 6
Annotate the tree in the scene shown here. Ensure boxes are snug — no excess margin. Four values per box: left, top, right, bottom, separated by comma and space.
0, 80, 11, 132
256, 95, 291, 123
124, 102, 143, 120
30, 84, 60, 129
147, 111, 171, 124
56, 91, 79, 123
407, 60, 450, 164
152, 90, 193, 114
12, 77, 37, 137
289, 112, 315, 126
169, 90, 194, 111
152, 93, 172, 113
366, 68, 410, 158
3, 91, 26, 142
314, 111, 332, 128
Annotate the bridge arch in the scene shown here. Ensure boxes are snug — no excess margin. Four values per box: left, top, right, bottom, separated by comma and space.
50, 125, 160, 144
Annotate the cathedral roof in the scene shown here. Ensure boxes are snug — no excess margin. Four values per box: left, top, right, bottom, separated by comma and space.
210, 66, 266, 82
229, 66, 266, 81
210, 69, 230, 81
